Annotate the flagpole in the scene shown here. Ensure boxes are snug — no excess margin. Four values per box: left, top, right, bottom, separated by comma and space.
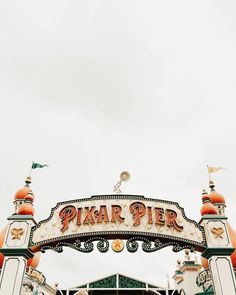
207, 165, 212, 181
29, 161, 34, 176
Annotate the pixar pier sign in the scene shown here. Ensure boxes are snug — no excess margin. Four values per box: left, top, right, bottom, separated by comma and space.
30, 195, 206, 252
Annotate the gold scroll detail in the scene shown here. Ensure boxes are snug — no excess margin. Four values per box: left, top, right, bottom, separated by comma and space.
11, 228, 24, 240
211, 227, 224, 239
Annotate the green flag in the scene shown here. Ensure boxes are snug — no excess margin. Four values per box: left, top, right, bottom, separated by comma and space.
31, 162, 49, 169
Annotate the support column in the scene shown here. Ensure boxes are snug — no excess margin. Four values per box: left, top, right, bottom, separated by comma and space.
200, 215, 236, 295
0, 256, 26, 295
0, 215, 36, 295
209, 256, 236, 294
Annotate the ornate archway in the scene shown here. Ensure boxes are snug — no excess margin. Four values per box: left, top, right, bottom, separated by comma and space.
29, 195, 206, 254
1, 193, 236, 295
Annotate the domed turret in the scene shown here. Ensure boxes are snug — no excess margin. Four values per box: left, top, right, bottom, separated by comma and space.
13, 176, 35, 214
200, 190, 217, 216
14, 176, 32, 200
18, 202, 35, 216
209, 180, 226, 215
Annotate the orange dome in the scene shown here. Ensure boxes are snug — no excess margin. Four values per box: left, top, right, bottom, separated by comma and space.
208, 180, 225, 204
0, 226, 7, 269
0, 253, 4, 269
200, 190, 217, 216
14, 176, 33, 201
18, 203, 35, 216
209, 190, 225, 204
24, 191, 34, 202
201, 256, 209, 269
227, 223, 236, 269
200, 203, 217, 216
27, 252, 41, 268
15, 186, 31, 200
0, 227, 7, 248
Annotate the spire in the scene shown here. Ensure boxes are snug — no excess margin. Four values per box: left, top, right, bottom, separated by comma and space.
25, 176, 32, 187
209, 180, 215, 191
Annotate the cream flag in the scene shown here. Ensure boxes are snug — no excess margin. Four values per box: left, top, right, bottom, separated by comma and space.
207, 166, 225, 174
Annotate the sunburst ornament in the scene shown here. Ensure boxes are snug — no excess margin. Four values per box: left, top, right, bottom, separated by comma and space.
112, 239, 124, 252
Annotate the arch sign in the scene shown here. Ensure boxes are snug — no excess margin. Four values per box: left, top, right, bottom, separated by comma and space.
30, 195, 206, 253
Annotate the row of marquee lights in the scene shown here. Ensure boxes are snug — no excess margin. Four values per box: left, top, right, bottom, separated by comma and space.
59, 201, 184, 232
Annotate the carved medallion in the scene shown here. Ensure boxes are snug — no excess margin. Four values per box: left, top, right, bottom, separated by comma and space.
211, 227, 224, 239
112, 239, 124, 252
11, 228, 24, 240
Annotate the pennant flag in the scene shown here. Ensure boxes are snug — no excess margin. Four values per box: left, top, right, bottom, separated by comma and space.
207, 166, 225, 174
31, 162, 49, 169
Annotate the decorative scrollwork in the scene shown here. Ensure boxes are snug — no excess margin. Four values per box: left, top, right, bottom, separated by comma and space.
96, 238, 109, 253
126, 239, 139, 252
41, 237, 109, 253
126, 237, 196, 253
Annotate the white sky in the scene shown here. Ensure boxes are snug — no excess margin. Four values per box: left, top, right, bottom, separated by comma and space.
1, 0, 236, 290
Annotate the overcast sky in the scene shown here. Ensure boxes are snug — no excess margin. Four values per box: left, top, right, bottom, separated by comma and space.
1, 0, 236, 290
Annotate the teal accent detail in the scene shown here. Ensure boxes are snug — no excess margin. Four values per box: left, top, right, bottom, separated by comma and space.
183, 260, 196, 266
8, 215, 37, 222
195, 292, 214, 295
76, 274, 161, 289
200, 215, 227, 220
119, 275, 146, 288
78, 285, 87, 289
89, 275, 116, 288
202, 248, 234, 259
0, 248, 34, 259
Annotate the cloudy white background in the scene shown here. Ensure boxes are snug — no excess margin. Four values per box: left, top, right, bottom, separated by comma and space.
1, 0, 236, 290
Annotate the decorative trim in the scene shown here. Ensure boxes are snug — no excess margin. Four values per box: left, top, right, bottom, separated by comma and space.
126, 236, 196, 253
199, 215, 228, 223
0, 248, 34, 259
8, 215, 37, 224
39, 235, 198, 254
210, 227, 224, 239
26, 267, 46, 285
30, 229, 206, 252
41, 237, 109, 253
202, 248, 235, 259
11, 228, 24, 240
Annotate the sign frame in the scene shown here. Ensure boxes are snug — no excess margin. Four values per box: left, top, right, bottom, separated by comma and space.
29, 195, 206, 253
